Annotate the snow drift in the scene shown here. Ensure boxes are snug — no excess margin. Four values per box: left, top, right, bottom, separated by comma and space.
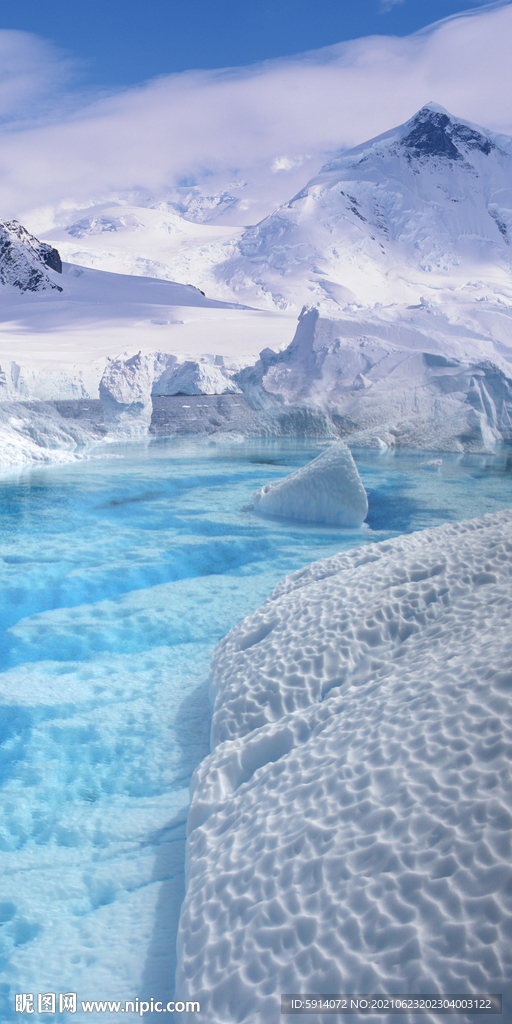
253, 443, 368, 527
176, 510, 512, 1022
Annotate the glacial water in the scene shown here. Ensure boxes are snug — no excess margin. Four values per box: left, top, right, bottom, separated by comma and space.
1, 437, 512, 1022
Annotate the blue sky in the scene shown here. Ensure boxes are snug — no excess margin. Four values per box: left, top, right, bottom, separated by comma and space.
0, 0, 511, 227
0, 0, 504, 86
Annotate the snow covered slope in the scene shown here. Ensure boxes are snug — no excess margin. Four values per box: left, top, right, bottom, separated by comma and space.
177, 510, 512, 1022
5, 100, 512, 466
45, 199, 242, 299
213, 104, 512, 311
0, 257, 295, 401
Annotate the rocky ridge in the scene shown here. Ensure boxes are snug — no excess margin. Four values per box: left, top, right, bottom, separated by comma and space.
0, 220, 63, 293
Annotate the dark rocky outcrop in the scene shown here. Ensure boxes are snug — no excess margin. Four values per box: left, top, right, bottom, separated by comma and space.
0, 219, 63, 292
402, 106, 493, 162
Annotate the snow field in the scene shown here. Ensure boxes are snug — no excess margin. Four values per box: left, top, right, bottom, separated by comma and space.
176, 511, 512, 1022
253, 444, 368, 527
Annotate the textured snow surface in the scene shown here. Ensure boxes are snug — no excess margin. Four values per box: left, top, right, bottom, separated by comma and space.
253, 443, 368, 527
177, 511, 512, 1022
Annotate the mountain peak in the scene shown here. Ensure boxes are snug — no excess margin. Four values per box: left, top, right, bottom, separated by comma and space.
400, 104, 493, 162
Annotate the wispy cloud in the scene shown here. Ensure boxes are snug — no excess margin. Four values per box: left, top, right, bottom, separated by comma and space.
0, 2, 511, 229
379, 0, 405, 12
381, 0, 506, 10
0, 31, 92, 130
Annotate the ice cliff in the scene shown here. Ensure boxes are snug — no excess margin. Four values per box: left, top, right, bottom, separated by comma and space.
0, 401, 106, 469
152, 357, 241, 397
253, 443, 368, 527
176, 510, 512, 1022
241, 305, 512, 452
99, 350, 170, 434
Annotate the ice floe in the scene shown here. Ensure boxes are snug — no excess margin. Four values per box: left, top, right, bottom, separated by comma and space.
253, 443, 368, 527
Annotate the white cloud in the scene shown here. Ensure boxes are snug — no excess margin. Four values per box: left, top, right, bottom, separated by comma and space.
271, 156, 305, 173
380, 0, 406, 11
0, 31, 86, 128
0, 2, 511, 227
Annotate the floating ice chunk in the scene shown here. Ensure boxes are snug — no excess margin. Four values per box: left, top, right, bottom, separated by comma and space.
253, 443, 368, 527
420, 457, 443, 470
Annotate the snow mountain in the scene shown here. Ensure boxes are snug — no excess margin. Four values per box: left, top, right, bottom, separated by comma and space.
0, 219, 63, 293
214, 103, 512, 310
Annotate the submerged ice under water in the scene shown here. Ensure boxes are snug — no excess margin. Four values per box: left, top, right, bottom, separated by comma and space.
1, 438, 512, 1021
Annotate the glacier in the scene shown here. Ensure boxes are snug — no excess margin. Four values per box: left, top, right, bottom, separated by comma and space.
176, 510, 512, 1022
253, 443, 368, 527
238, 304, 512, 453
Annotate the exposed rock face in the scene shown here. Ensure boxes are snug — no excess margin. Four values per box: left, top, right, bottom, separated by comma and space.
0, 220, 63, 292
401, 106, 493, 161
